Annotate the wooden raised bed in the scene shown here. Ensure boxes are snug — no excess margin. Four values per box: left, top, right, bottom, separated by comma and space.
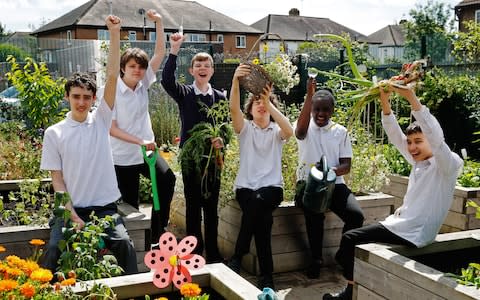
354, 229, 480, 300
171, 191, 396, 274
381, 174, 480, 233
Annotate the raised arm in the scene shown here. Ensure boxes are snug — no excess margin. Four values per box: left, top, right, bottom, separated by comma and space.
103, 15, 121, 109
229, 64, 249, 133
295, 78, 316, 140
146, 9, 165, 72
161, 33, 187, 100
262, 84, 293, 140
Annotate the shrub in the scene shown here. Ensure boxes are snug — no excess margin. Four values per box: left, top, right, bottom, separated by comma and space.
0, 43, 28, 61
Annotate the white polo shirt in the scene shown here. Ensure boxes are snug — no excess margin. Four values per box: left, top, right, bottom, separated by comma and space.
234, 120, 285, 191
108, 66, 156, 165
295, 119, 352, 184
40, 99, 121, 208
380, 106, 463, 247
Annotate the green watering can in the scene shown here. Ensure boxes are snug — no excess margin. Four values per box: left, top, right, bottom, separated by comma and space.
302, 155, 336, 213
141, 145, 160, 211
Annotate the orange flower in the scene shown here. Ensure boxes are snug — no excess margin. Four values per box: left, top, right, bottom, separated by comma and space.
155, 297, 169, 300
6, 266, 23, 278
20, 282, 36, 298
180, 282, 202, 297
0, 245, 6, 252
21, 261, 40, 276
0, 279, 18, 292
6, 255, 22, 267
60, 277, 76, 286
29, 239, 45, 246
30, 268, 53, 283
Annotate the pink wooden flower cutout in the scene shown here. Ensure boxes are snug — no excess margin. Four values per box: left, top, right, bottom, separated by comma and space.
144, 232, 206, 289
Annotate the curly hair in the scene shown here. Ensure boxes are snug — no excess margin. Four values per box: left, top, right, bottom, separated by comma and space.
65, 72, 96, 96
244, 93, 279, 122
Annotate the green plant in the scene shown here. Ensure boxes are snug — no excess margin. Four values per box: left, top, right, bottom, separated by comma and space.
262, 53, 300, 95
6, 56, 67, 133
382, 143, 411, 176
178, 99, 233, 198
0, 179, 52, 226
457, 160, 480, 188
149, 83, 181, 146
54, 192, 124, 281
0, 44, 28, 62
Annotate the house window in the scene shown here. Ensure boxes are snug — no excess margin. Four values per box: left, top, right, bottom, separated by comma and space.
476, 10, 480, 23
66, 30, 72, 45
128, 31, 137, 41
186, 34, 207, 42
217, 34, 224, 42
97, 29, 109, 40
236, 35, 246, 48
149, 32, 156, 41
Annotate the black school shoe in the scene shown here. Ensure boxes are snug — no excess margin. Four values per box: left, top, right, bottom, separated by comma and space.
306, 261, 321, 279
323, 284, 352, 300
257, 274, 275, 291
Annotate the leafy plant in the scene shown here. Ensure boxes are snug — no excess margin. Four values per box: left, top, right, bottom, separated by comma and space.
54, 192, 124, 281
6, 56, 67, 134
0, 179, 52, 226
178, 99, 233, 198
457, 160, 480, 188
383, 144, 411, 176
0, 43, 28, 62
262, 53, 300, 95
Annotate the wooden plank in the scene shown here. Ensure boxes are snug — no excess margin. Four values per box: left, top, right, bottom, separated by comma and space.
354, 259, 445, 300
356, 285, 387, 300
0, 178, 52, 191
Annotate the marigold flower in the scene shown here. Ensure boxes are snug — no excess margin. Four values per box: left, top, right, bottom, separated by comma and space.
180, 282, 202, 297
30, 268, 53, 283
22, 260, 40, 276
0, 245, 6, 252
20, 282, 36, 298
252, 58, 260, 65
155, 298, 169, 300
6, 266, 23, 278
6, 255, 22, 266
60, 277, 76, 286
0, 279, 18, 292
29, 239, 45, 246
263, 43, 269, 53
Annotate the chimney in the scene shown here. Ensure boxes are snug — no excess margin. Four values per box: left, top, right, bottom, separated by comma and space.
289, 8, 300, 16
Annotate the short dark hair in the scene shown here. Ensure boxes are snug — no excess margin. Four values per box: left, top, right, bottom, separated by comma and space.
312, 88, 336, 106
120, 48, 149, 77
244, 93, 279, 121
405, 121, 423, 135
65, 72, 96, 96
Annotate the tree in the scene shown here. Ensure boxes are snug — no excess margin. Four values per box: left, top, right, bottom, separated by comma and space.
0, 44, 28, 62
450, 20, 480, 65
0, 22, 9, 38
402, 0, 453, 63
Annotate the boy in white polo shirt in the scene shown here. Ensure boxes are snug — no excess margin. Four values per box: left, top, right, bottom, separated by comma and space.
323, 83, 464, 300
107, 9, 176, 246
40, 15, 138, 275
295, 78, 365, 280
227, 64, 293, 290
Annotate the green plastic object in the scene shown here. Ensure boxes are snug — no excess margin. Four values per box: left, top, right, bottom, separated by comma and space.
302, 155, 336, 213
141, 145, 160, 211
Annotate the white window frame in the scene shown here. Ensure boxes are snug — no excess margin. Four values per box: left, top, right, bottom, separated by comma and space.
236, 35, 246, 48
66, 30, 72, 45
186, 33, 207, 42
217, 34, 224, 42
128, 31, 137, 41
97, 29, 109, 41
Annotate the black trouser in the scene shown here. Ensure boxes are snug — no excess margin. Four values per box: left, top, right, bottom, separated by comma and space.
335, 222, 416, 280
234, 186, 283, 276
114, 153, 176, 243
42, 202, 138, 275
181, 158, 222, 262
296, 182, 365, 263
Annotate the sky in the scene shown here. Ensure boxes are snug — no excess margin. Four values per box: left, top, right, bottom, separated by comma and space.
1, 0, 460, 36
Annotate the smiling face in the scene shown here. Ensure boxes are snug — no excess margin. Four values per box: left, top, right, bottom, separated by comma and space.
311, 97, 334, 127
189, 59, 214, 85
66, 86, 96, 122
406, 132, 433, 162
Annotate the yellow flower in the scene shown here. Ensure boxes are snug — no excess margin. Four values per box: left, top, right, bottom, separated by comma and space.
60, 277, 76, 286
30, 268, 53, 283
6, 266, 23, 278
0, 245, 6, 253
262, 43, 269, 53
20, 282, 36, 298
21, 260, 40, 276
252, 58, 260, 65
279, 43, 285, 53
155, 298, 169, 300
29, 239, 45, 246
180, 282, 202, 297
6, 255, 22, 267
0, 279, 18, 292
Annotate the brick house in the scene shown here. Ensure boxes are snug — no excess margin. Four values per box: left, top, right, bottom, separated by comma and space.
454, 0, 480, 31
32, 0, 262, 57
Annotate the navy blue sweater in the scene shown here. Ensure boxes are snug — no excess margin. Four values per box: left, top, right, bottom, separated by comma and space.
161, 54, 225, 147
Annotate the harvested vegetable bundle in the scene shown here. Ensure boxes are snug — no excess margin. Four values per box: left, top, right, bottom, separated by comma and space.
310, 34, 426, 128
178, 99, 233, 198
